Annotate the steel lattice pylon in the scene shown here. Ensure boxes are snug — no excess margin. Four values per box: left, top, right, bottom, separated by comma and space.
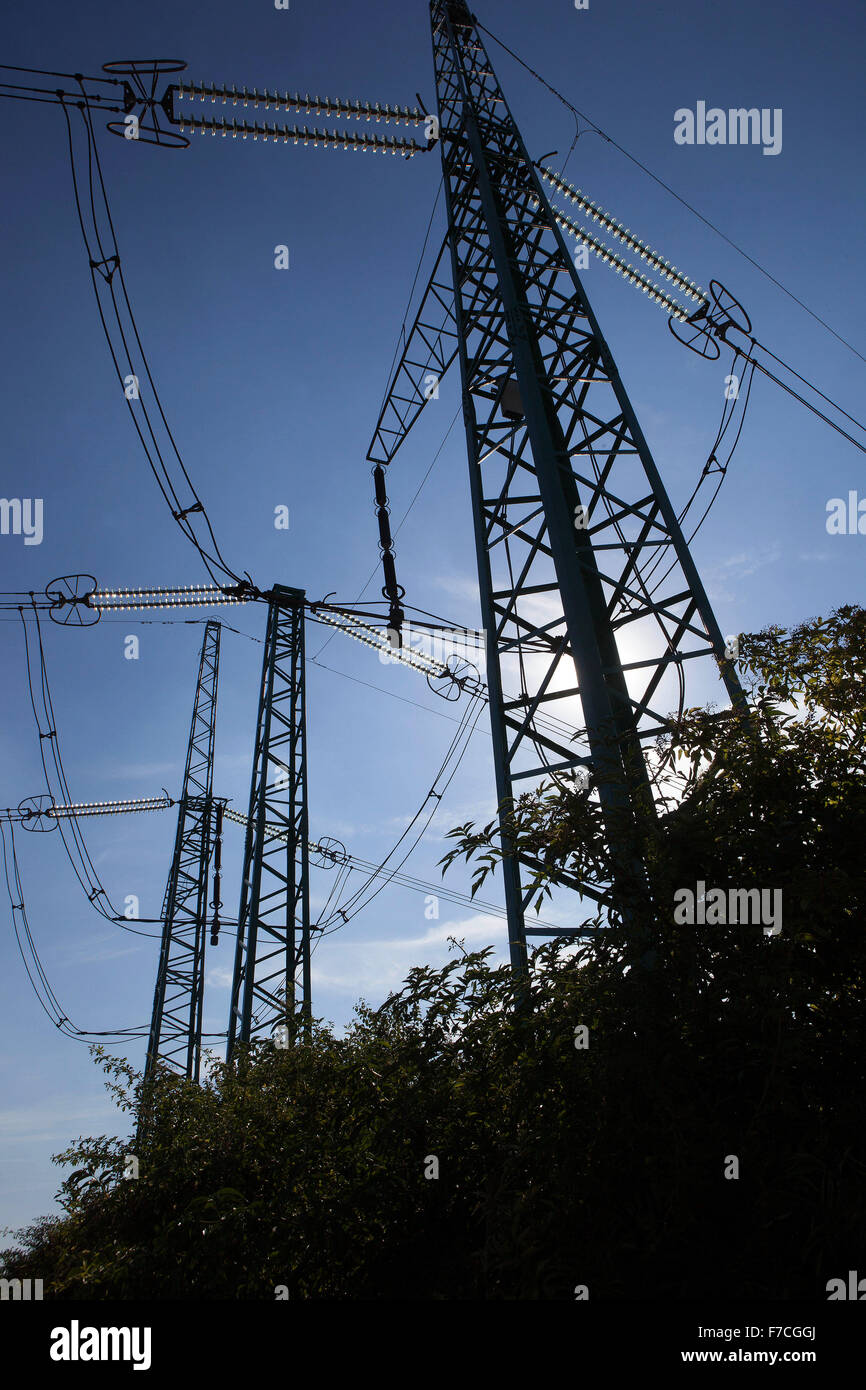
371, 1, 746, 970
227, 586, 311, 1056
146, 619, 220, 1082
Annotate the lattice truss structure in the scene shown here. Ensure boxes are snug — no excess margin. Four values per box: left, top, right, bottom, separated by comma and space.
146, 619, 221, 1081
369, 1, 745, 956
227, 587, 311, 1055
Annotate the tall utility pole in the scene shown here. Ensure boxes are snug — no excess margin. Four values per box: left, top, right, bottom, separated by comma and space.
371, 0, 745, 973
146, 619, 221, 1082
227, 586, 311, 1056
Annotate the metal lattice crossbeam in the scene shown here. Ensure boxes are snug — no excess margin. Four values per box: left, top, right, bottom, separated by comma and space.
368, 233, 459, 466
227, 587, 310, 1054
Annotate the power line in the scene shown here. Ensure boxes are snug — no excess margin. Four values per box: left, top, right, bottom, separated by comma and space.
478, 20, 866, 366
0, 820, 151, 1043
315, 691, 488, 932
18, 604, 165, 938
59, 95, 245, 586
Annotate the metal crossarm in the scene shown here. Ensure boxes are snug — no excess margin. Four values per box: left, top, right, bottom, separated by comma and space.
367, 233, 460, 466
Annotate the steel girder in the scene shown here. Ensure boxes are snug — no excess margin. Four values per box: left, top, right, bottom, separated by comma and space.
417, 1, 744, 963
227, 587, 311, 1056
146, 619, 221, 1082
368, 232, 459, 467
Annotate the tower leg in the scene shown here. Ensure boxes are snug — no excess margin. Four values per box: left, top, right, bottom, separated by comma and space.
146, 620, 221, 1082
430, 0, 745, 961
227, 587, 311, 1056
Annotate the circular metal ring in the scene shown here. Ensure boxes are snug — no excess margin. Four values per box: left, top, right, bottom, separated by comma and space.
427, 656, 479, 702
668, 312, 721, 360
45, 574, 100, 627
309, 837, 348, 870
17, 795, 58, 832
102, 58, 187, 75
709, 280, 752, 336
105, 120, 190, 149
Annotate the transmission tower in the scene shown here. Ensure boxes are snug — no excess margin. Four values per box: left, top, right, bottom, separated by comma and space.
146, 618, 221, 1082
0, 7, 753, 1008
368, 0, 746, 973
227, 586, 311, 1056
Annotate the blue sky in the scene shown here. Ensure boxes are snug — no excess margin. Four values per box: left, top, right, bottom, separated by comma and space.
1, 0, 864, 1234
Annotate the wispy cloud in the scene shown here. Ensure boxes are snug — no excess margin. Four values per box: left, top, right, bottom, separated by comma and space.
311, 914, 506, 1000
0, 1096, 120, 1148
704, 545, 781, 602
103, 761, 178, 783
206, 967, 232, 988
432, 572, 481, 606
67, 942, 145, 966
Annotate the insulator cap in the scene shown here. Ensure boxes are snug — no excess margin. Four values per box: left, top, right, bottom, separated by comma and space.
377, 507, 394, 550
373, 466, 389, 508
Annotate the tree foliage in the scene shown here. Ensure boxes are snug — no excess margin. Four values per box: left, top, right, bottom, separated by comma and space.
2, 606, 864, 1299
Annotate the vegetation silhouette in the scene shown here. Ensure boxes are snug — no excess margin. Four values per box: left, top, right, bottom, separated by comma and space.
2, 606, 864, 1299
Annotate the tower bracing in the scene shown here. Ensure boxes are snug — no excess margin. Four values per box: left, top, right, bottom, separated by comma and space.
370, 0, 746, 969
146, 619, 221, 1082
227, 586, 311, 1056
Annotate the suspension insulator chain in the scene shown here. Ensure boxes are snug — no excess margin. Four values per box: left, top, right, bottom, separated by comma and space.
372, 464, 406, 647
210, 801, 224, 946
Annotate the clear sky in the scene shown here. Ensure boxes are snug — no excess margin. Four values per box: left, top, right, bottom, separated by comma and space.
1, 0, 864, 1234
